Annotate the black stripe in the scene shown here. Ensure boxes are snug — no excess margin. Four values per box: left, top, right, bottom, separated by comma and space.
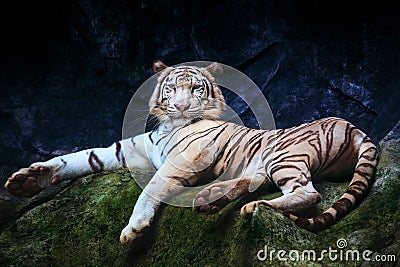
166, 123, 228, 156
115, 142, 127, 168
295, 217, 310, 229
345, 189, 364, 204
324, 122, 337, 165
116, 142, 122, 163
292, 130, 315, 145
275, 137, 298, 151
168, 126, 225, 155
130, 137, 136, 147
88, 151, 104, 172
359, 148, 379, 161
321, 212, 335, 226
247, 132, 263, 145
310, 212, 335, 231
247, 139, 262, 162
263, 151, 290, 170
224, 145, 240, 166
149, 132, 154, 144
357, 162, 376, 170
210, 84, 215, 98
206, 124, 229, 147
332, 198, 353, 220
158, 127, 183, 149
276, 176, 297, 187
308, 137, 323, 173
354, 169, 372, 179
349, 180, 369, 189
279, 154, 311, 169
321, 124, 357, 173
207, 138, 231, 172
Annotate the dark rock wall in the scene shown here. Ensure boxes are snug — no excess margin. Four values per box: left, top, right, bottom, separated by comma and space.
0, 0, 399, 178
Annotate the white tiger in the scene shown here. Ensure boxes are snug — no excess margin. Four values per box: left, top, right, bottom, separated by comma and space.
4, 61, 378, 246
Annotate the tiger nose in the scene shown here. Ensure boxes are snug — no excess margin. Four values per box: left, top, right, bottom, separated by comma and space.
174, 103, 190, 112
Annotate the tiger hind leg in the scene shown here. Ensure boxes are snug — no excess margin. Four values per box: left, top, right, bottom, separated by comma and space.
288, 139, 379, 232
241, 167, 321, 216
240, 185, 321, 216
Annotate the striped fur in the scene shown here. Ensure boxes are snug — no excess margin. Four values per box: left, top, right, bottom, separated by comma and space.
156, 118, 378, 233
4, 61, 378, 245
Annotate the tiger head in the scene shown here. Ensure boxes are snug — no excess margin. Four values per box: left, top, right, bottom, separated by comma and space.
149, 60, 226, 127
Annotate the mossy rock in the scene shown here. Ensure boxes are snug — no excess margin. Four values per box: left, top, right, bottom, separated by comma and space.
1, 126, 399, 266
0, 169, 143, 267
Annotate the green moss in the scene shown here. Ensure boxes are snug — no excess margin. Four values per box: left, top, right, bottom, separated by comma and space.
0, 169, 148, 267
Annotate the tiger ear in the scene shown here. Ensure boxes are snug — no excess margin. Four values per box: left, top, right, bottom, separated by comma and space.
205, 62, 223, 77
152, 60, 169, 74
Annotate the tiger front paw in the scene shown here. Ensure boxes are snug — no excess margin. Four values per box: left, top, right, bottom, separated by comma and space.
193, 186, 229, 214
119, 224, 146, 246
4, 165, 59, 197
